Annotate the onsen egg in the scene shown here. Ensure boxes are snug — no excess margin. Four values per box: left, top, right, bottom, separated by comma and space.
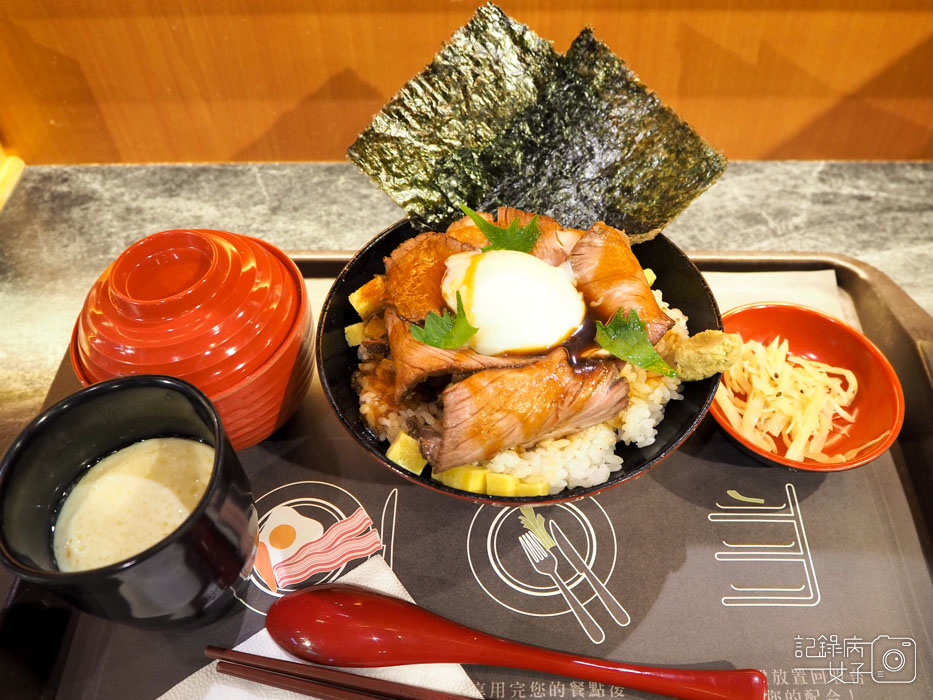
254, 505, 324, 590
441, 250, 586, 356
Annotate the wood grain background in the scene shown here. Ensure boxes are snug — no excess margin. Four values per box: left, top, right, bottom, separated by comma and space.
1, 1, 930, 164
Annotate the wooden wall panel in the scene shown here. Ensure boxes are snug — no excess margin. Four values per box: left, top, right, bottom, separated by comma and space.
0, 1, 930, 164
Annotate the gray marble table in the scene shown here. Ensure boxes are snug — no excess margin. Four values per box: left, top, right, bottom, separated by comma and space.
0, 161, 931, 457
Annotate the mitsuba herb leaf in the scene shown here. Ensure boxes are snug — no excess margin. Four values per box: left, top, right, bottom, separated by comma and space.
460, 203, 541, 254
595, 309, 677, 377
410, 291, 478, 349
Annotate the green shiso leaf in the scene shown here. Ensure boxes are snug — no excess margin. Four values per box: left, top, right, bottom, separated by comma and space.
459, 203, 540, 253
595, 309, 677, 377
347, 4, 726, 239
410, 291, 478, 349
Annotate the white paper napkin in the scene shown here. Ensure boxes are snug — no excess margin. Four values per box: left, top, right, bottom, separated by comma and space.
702, 269, 860, 328
158, 555, 482, 700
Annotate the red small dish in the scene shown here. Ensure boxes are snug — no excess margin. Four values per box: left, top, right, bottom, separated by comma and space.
709, 303, 904, 471
71, 229, 315, 450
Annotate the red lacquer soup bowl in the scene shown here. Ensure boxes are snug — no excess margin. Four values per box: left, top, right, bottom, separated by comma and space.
71, 229, 315, 450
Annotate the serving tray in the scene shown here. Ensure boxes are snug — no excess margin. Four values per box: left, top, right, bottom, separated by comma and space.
2, 250, 931, 700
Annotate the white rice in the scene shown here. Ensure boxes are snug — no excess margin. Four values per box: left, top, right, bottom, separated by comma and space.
359, 291, 689, 495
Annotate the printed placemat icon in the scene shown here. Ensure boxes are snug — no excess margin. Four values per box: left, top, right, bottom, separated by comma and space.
467, 500, 627, 644
240, 481, 385, 615
707, 483, 820, 606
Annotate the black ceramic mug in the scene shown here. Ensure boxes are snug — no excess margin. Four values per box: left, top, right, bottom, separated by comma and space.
0, 375, 257, 627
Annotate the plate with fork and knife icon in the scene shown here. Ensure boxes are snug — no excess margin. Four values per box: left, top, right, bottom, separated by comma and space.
466, 500, 629, 644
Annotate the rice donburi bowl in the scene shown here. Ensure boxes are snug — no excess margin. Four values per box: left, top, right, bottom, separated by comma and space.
317, 212, 727, 504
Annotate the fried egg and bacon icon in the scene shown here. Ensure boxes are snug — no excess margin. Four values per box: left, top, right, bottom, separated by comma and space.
253, 504, 382, 592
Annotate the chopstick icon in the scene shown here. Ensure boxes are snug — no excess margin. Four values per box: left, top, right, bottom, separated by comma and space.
206, 646, 478, 700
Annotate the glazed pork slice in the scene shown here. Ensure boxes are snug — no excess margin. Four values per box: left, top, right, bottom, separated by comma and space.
570, 221, 674, 344
496, 206, 583, 266
425, 349, 630, 471
446, 211, 492, 248
385, 309, 538, 401
445, 207, 582, 266
384, 232, 476, 322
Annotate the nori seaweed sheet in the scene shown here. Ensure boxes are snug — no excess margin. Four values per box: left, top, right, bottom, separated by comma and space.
347, 4, 559, 228
348, 4, 726, 238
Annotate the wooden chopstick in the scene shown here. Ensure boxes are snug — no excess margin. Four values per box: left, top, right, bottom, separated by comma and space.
205, 646, 482, 700
216, 660, 397, 700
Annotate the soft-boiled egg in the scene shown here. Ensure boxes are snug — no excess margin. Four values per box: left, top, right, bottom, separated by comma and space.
441, 250, 586, 355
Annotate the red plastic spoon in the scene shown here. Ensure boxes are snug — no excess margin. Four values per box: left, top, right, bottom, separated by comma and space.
266, 584, 767, 700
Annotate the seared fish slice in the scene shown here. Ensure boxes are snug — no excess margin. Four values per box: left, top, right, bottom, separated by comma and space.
570, 221, 674, 344
425, 348, 629, 471
385, 309, 538, 401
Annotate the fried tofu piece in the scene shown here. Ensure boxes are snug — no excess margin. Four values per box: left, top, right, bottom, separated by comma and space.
349, 275, 387, 319
347, 310, 390, 348
432, 465, 487, 493
345, 322, 366, 347
515, 480, 549, 497
363, 314, 386, 338
486, 472, 518, 497
386, 431, 428, 474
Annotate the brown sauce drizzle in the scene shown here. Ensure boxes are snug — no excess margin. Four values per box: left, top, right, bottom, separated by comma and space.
561, 315, 598, 367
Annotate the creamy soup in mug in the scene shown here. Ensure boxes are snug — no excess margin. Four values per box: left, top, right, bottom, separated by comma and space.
53, 437, 215, 572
